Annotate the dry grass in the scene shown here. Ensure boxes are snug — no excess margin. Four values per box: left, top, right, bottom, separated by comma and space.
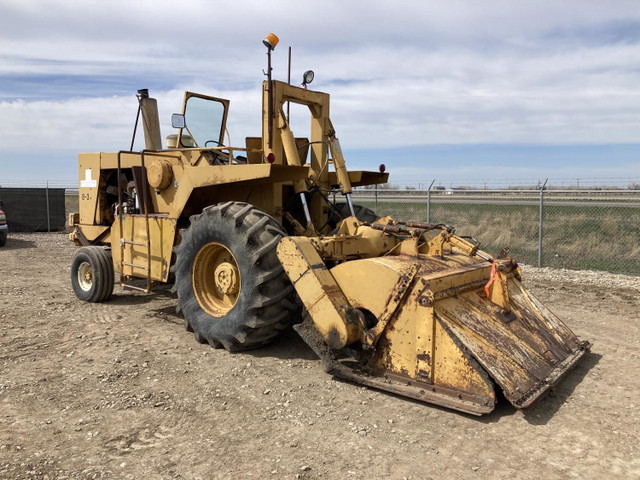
65, 193, 640, 275
366, 200, 640, 275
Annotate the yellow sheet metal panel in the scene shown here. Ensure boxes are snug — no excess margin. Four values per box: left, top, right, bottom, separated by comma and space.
277, 237, 363, 349
92, 151, 310, 220
77, 154, 101, 225
331, 256, 415, 314
363, 263, 419, 347
434, 278, 589, 408
374, 299, 421, 377
331, 255, 495, 400
70, 224, 111, 245
430, 319, 495, 397
111, 215, 177, 282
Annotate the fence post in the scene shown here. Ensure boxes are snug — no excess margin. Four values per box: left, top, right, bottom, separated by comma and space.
538, 178, 548, 267
426, 179, 435, 223
46, 180, 51, 233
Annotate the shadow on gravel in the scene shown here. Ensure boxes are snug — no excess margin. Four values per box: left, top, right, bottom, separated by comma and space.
328, 373, 518, 421
251, 332, 603, 423
107, 283, 177, 307
363, 352, 600, 424
150, 305, 183, 321
250, 327, 319, 361
99, 281, 602, 425
247, 330, 595, 423
520, 351, 602, 426
0, 237, 37, 250
472, 351, 602, 425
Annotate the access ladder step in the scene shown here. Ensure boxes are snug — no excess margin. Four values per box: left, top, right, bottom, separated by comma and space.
120, 283, 151, 293
122, 262, 148, 269
121, 239, 148, 247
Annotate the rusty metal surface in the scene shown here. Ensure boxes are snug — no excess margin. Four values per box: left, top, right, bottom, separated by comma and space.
330, 255, 499, 414
363, 263, 420, 347
434, 277, 591, 408
293, 316, 495, 416
282, 219, 590, 415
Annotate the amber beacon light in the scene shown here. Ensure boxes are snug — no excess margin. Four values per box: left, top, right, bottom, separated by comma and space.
262, 33, 279, 50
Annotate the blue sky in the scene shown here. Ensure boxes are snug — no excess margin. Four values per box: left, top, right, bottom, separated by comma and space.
1, 0, 639, 188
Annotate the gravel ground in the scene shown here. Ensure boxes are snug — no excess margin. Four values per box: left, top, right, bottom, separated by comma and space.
1, 232, 639, 479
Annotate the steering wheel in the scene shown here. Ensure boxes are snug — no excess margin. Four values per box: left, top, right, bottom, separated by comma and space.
205, 140, 224, 148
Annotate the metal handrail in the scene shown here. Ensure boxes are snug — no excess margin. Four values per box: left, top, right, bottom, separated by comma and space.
116, 149, 153, 293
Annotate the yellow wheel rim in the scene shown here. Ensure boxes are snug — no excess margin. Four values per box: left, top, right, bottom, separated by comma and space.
192, 242, 241, 317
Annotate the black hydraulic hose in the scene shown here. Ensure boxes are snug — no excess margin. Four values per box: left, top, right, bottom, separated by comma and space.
129, 103, 142, 152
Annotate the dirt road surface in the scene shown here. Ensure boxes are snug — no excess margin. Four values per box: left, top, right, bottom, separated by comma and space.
1, 233, 639, 479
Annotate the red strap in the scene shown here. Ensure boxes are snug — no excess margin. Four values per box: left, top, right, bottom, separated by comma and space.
484, 261, 497, 298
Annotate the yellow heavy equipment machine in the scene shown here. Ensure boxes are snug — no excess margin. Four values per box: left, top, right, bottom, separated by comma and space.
69, 34, 590, 415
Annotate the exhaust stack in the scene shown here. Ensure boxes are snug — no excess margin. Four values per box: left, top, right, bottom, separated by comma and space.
136, 89, 163, 150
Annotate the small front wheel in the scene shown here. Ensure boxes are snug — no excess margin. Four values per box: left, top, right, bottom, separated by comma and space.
71, 246, 114, 302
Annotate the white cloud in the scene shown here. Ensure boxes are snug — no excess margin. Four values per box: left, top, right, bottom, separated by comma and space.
1, 0, 639, 183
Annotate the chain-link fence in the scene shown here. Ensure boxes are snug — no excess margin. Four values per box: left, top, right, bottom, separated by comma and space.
2, 179, 639, 275
351, 188, 640, 275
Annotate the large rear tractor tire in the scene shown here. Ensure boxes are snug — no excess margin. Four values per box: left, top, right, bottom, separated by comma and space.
71, 246, 115, 302
173, 201, 297, 351
328, 203, 379, 229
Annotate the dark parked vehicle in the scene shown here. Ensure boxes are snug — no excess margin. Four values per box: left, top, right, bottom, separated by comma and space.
0, 200, 7, 246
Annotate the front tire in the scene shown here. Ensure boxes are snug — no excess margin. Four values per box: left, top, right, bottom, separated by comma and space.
71, 246, 114, 302
173, 202, 297, 351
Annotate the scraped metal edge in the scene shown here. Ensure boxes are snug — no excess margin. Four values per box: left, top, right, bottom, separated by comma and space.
514, 340, 592, 409
294, 316, 495, 416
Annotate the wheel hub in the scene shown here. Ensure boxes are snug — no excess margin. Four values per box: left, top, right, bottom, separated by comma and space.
77, 261, 93, 291
192, 242, 241, 317
214, 262, 239, 295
